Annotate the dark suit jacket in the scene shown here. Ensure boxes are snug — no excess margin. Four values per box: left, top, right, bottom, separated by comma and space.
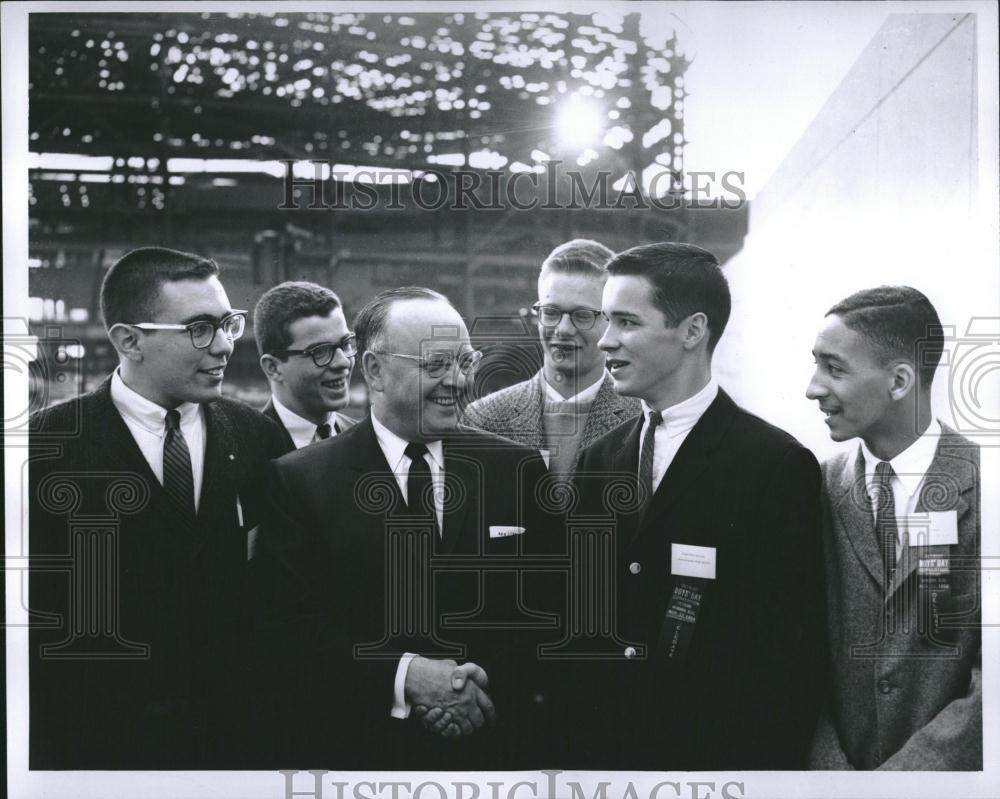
29, 377, 285, 769
262, 397, 358, 454
568, 389, 826, 770
809, 425, 981, 770
254, 416, 561, 769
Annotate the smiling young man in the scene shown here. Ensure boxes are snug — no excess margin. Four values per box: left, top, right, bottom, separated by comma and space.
28, 246, 285, 769
567, 242, 826, 770
254, 286, 560, 769
806, 286, 981, 770
464, 239, 640, 476
254, 281, 357, 452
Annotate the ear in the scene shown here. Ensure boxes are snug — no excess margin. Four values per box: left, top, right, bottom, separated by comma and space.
260, 354, 284, 383
362, 350, 385, 394
108, 324, 143, 362
681, 312, 710, 350
888, 361, 917, 401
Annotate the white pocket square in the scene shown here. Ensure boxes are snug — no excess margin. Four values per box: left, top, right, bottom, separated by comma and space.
490, 525, 526, 539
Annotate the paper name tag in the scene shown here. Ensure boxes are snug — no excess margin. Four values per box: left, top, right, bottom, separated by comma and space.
908, 511, 959, 546
919, 557, 950, 576
671, 543, 717, 580
490, 525, 526, 539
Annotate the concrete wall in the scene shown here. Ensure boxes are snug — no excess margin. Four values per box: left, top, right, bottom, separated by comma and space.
713, 12, 998, 460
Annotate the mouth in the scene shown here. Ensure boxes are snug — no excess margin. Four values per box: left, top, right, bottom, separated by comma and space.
428, 395, 458, 408
548, 342, 578, 361
606, 358, 629, 375
819, 407, 840, 421
199, 365, 226, 377
320, 375, 348, 391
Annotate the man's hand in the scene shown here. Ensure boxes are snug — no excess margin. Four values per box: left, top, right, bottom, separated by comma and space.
407, 659, 493, 738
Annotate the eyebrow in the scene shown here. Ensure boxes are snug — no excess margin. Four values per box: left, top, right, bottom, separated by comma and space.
607, 311, 639, 321
812, 350, 845, 364
178, 311, 233, 325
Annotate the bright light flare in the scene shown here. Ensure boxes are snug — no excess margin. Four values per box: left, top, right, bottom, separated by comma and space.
555, 97, 605, 151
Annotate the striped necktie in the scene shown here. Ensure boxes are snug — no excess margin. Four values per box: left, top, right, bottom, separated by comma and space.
638, 409, 663, 510
163, 409, 197, 532
873, 461, 898, 584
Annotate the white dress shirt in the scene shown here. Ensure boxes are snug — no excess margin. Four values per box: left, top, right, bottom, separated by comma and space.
370, 411, 447, 719
110, 369, 206, 512
639, 378, 719, 494
271, 395, 334, 449
860, 419, 942, 560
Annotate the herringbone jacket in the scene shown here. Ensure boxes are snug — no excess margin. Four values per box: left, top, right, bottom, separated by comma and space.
463, 370, 641, 454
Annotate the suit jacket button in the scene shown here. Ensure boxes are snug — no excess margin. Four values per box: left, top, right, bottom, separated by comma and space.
877, 679, 893, 695
624, 646, 637, 659
629, 562, 642, 575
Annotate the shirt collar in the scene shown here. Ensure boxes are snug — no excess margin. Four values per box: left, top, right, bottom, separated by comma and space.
542, 371, 606, 404
641, 378, 719, 438
272, 395, 332, 443
860, 418, 942, 498
111, 368, 200, 436
370, 411, 444, 471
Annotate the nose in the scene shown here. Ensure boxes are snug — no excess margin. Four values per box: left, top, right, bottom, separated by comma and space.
598, 324, 616, 352
805, 369, 827, 400
439, 357, 467, 389
554, 311, 576, 338
208, 326, 236, 357
327, 348, 351, 371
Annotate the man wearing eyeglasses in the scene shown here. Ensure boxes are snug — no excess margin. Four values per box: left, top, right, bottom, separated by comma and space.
253, 281, 358, 452
28, 246, 285, 769
464, 239, 640, 477
254, 286, 560, 769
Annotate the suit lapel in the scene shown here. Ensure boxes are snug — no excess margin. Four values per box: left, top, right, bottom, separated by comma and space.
441, 440, 476, 554
832, 448, 886, 592
517, 373, 546, 450
608, 418, 643, 548
262, 399, 295, 452
633, 391, 736, 547
197, 401, 240, 558
581, 375, 628, 447
888, 426, 976, 596
88, 381, 162, 488
347, 419, 407, 535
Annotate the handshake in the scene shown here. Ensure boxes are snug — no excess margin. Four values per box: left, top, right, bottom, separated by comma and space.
405, 657, 495, 738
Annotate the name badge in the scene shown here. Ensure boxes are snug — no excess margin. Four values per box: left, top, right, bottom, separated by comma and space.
909, 510, 959, 546
919, 557, 950, 576
671, 543, 717, 580
490, 525, 525, 539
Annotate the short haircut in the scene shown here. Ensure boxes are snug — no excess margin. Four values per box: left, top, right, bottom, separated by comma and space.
253, 281, 343, 357
354, 286, 452, 358
606, 242, 731, 352
827, 285, 944, 385
100, 246, 219, 329
540, 238, 615, 279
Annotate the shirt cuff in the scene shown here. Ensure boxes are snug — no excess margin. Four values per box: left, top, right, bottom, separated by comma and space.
390, 652, 417, 719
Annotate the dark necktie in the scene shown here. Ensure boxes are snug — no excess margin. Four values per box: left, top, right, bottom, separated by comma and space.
404, 442, 438, 535
316, 422, 332, 440
873, 461, 898, 584
638, 410, 663, 510
163, 409, 196, 532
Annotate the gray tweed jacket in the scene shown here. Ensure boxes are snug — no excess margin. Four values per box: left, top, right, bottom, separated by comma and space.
808, 423, 981, 770
463, 370, 641, 454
